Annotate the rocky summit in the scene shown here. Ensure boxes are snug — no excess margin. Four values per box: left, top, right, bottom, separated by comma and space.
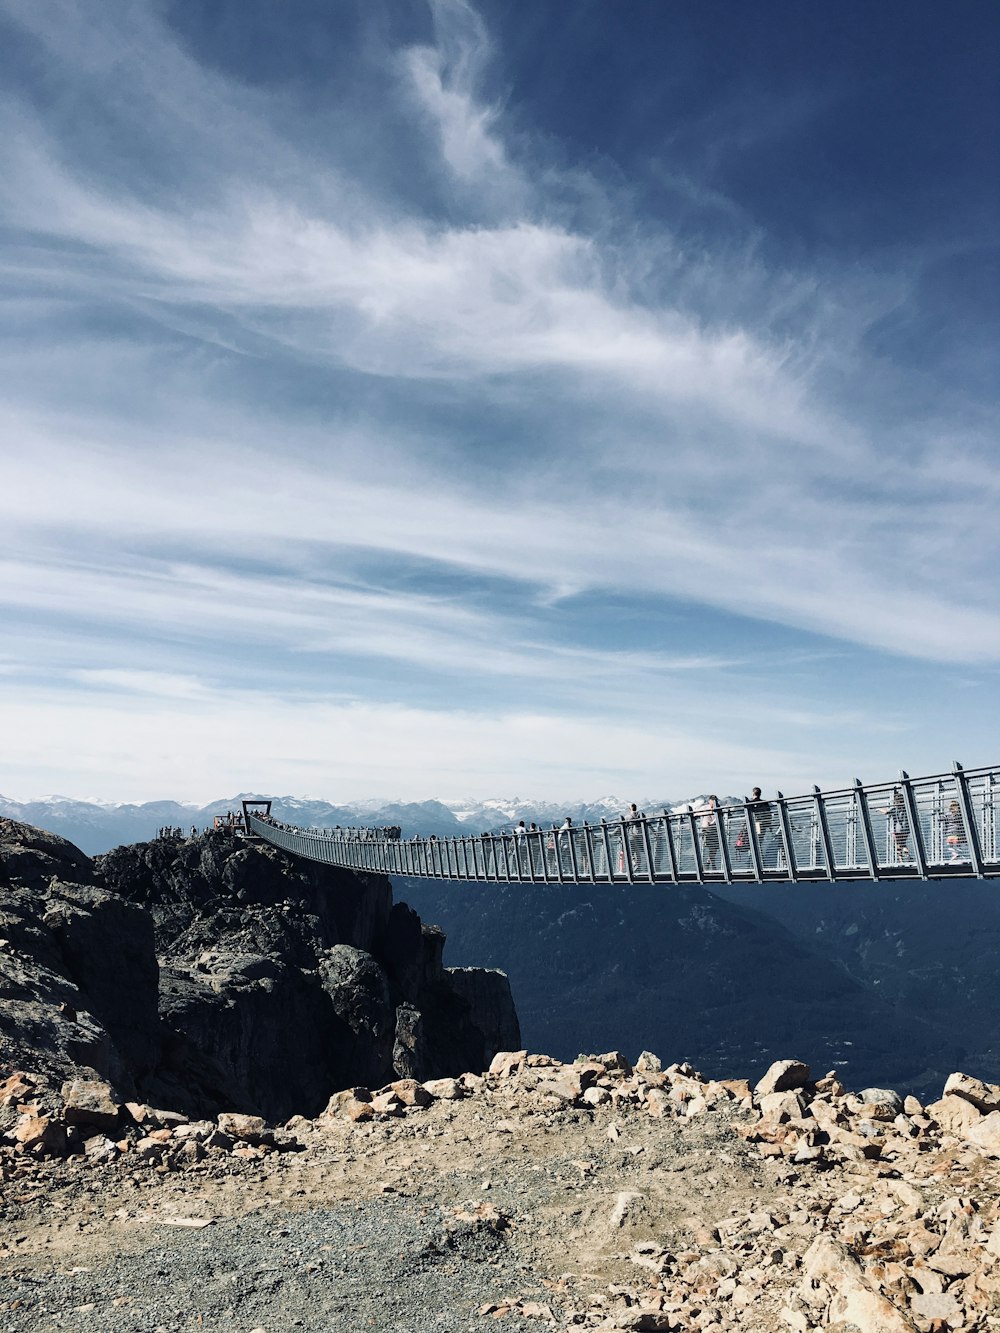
0, 818, 518, 1121
3, 820, 1000, 1332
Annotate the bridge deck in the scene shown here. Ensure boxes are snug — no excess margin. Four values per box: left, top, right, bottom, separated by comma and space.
246, 762, 1000, 886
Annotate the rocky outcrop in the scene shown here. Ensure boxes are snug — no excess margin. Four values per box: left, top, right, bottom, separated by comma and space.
0, 820, 158, 1097
0, 820, 518, 1122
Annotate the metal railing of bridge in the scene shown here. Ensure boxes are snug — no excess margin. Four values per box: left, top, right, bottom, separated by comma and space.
245, 762, 1000, 887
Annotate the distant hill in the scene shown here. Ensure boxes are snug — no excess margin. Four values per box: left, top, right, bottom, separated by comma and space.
393, 875, 973, 1101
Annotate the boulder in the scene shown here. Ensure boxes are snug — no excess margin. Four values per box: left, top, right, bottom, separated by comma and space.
217, 1112, 268, 1142
61, 1077, 121, 1130
943, 1071, 1000, 1113
754, 1059, 810, 1100
489, 1050, 528, 1077
926, 1095, 982, 1134
422, 1077, 462, 1100
802, 1235, 918, 1333
13, 1112, 66, 1155
964, 1110, 1000, 1157
855, 1088, 903, 1119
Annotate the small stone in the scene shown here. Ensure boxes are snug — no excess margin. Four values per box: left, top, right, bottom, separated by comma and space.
216, 1113, 268, 1142
855, 1088, 903, 1118
910, 1291, 961, 1322
323, 1088, 372, 1116
343, 1098, 375, 1123
421, 1078, 460, 1099
82, 1134, 117, 1161
370, 1092, 403, 1115
644, 1089, 670, 1117
759, 1090, 806, 1121
389, 1079, 432, 1107
0, 1073, 35, 1106
597, 1051, 633, 1073
717, 1078, 753, 1103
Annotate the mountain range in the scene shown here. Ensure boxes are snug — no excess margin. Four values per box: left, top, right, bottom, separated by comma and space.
0, 792, 724, 856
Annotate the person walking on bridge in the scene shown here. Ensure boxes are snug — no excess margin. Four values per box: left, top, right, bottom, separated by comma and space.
748, 788, 774, 867
514, 820, 528, 873
700, 796, 720, 871
558, 816, 574, 875
881, 788, 911, 862
944, 800, 968, 863
625, 803, 646, 873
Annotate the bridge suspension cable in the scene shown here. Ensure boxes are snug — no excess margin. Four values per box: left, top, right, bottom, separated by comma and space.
243, 762, 1000, 887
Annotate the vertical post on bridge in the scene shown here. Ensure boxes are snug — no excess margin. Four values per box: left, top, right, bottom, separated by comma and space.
583, 823, 598, 882
687, 808, 705, 883
773, 792, 798, 881
952, 761, 986, 879
716, 806, 734, 883
661, 811, 679, 883
568, 826, 581, 881
619, 817, 635, 885
743, 797, 762, 883
599, 819, 613, 883
898, 771, 929, 880
853, 779, 880, 880
813, 787, 837, 881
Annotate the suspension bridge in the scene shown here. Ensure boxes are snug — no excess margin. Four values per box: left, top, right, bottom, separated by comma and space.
241, 762, 1000, 887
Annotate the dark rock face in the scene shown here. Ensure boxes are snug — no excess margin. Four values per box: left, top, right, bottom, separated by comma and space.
0, 820, 157, 1096
0, 820, 519, 1123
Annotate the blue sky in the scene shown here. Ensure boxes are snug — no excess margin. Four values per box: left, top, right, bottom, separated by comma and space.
1, 0, 998, 804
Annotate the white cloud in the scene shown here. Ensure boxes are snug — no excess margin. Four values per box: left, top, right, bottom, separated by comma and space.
0, 673, 890, 806
0, 0, 998, 802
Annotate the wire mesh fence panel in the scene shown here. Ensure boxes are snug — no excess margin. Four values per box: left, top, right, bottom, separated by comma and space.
589, 826, 610, 879
863, 784, 915, 871
599, 824, 626, 880
622, 821, 648, 877
566, 828, 590, 878
818, 792, 868, 873
965, 770, 999, 862
668, 814, 699, 877
644, 817, 671, 878
908, 775, 961, 866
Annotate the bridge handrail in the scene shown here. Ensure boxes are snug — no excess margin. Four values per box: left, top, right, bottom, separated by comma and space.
245, 761, 1000, 886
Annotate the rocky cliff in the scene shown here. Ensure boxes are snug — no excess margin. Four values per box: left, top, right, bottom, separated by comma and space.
0, 819, 519, 1122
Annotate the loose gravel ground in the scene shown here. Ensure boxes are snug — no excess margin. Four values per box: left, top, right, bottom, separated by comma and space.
7, 1058, 1000, 1332
2, 1080, 765, 1332
3, 1196, 555, 1332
